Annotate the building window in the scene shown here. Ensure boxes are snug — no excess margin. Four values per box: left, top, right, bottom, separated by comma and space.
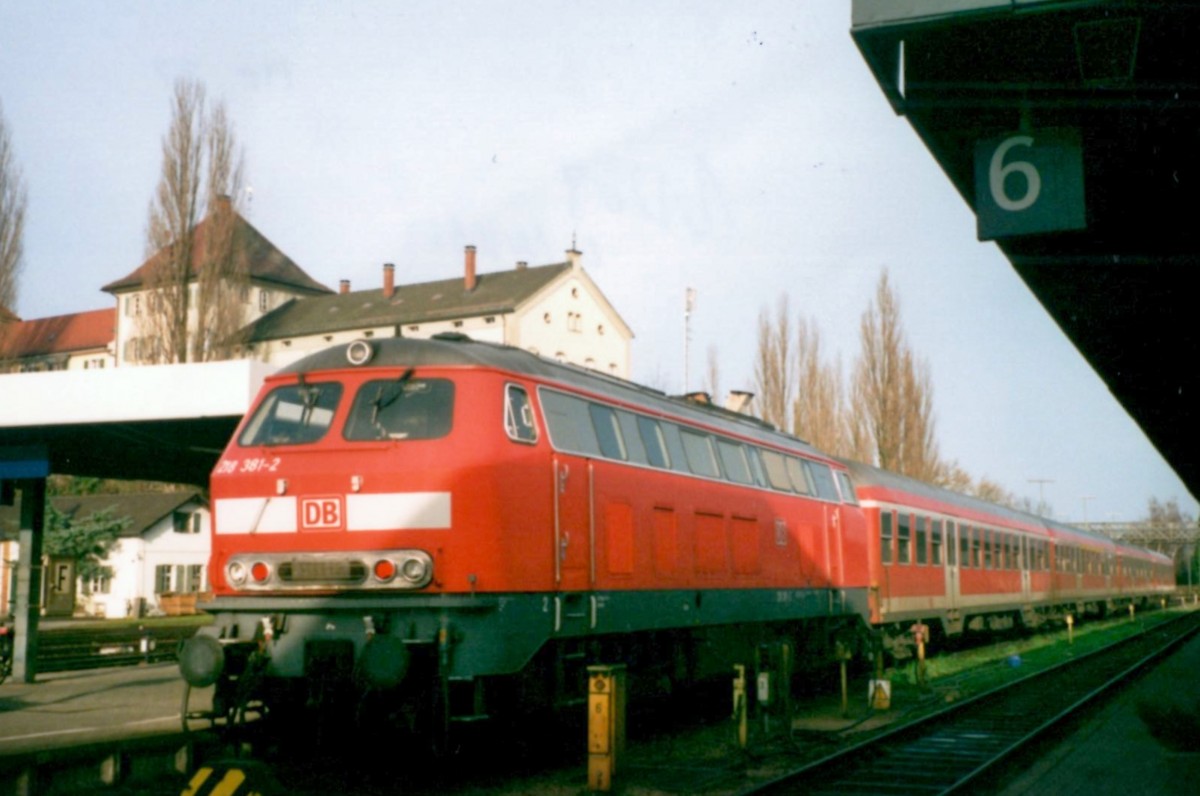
259, 290, 269, 312
155, 565, 172, 594
568, 312, 582, 332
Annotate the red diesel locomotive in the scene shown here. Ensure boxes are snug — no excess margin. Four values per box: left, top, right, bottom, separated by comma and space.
843, 459, 1175, 653
180, 335, 873, 736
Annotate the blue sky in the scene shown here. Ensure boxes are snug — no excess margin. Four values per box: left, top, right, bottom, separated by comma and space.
1, 1, 1193, 522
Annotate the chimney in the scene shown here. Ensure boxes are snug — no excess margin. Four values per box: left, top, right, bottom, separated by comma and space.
725, 390, 755, 414
383, 263, 395, 299
339, 279, 350, 295
515, 261, 528, 270
465, 245, 477, 291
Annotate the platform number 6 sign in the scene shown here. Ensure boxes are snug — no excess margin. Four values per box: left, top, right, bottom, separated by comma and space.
974, 128, 1086, 240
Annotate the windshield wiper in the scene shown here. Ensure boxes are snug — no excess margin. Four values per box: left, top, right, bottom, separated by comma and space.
370, 368, 415, 426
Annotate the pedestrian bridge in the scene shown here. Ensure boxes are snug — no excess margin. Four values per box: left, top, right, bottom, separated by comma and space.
0, 360, 274, 485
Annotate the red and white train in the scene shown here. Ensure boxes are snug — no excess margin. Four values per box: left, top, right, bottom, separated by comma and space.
179, 335, 1174, 736
843, 460, 1174, 650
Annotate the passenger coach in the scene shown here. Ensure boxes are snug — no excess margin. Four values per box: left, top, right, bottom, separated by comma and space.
843, 460, 1174, 654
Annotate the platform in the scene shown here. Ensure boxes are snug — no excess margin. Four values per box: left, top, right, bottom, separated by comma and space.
0, 662, 192, 757
997, 631, 1200, 794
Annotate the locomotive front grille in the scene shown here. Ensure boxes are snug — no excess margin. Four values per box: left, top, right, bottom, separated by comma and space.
279, 559, 367, 584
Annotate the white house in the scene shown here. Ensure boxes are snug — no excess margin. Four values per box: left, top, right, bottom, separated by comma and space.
234, 245, 634, 378
50, 492, 211, 618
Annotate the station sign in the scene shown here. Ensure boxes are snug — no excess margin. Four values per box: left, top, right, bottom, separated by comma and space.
974, 128, 1086, 240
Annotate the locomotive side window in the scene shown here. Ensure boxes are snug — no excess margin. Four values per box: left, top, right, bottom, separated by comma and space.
680, 429, 720, 478
344, 378, 454, 441
760, 450, 792, 491
636, 416, 670, 469
835, 471, 859, 505
540, 389, 602, 455
660, 423, 691, 474
589, 404, 627, 460
745, 448, 769, 488
716, 440, 753, 485
504, 384, 538, 443
615, 410, 649, 465
240, 381, 344, 446
785, 457, 812, 495
805, 461, 840, 502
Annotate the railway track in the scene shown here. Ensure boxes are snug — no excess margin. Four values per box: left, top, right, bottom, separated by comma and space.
743, 610, 1200, 796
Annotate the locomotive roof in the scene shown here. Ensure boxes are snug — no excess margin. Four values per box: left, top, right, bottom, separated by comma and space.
277, 335, 832, 460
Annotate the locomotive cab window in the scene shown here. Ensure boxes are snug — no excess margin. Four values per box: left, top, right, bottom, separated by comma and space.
240, 381, 344, 446
344, 378, 454, 441
504, 384, 538, 443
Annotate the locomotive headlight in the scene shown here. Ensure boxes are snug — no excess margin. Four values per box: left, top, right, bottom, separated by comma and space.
227, 561, 247, 587
400, 555, 430, 585
346, 339, 375, 366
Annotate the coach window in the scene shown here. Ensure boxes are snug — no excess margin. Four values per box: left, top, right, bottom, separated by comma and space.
915, 516, 928, 565
932, 519, 944, 566
636, 416, 670, 468
881, 511, 894, 565
716, 439, 753, 485
971, 528, 982, 568
588, 404, 627, 460
897, 513, 911, 565
539, 389, 601, 455
959, 525, 970, 568
984, 530, 994, 569
240, 381, 344, 446
504, 384, 537, 443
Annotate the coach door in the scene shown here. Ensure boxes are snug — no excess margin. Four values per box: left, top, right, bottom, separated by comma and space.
1020, 535, 1032, 600
552, 454, 595, 629
944, 520, 960, 611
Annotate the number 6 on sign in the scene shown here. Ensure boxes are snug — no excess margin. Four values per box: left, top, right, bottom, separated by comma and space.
974, 127, 1085, 240
989, 135, 1041, 212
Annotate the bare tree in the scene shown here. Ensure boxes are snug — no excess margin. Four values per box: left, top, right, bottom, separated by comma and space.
790, 316, 848, 455
143, 79, 247, 363
752, 296, 795, 431
0, 99, 27, 319
849, 269, 943, 481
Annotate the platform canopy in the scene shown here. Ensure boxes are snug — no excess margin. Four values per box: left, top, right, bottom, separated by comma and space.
851, 0, 1199, 501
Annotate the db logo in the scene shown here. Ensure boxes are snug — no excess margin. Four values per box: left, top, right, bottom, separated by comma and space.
300, 496, 344, 530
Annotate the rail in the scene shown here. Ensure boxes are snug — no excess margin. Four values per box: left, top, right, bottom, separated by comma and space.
742, 609, 1200, 796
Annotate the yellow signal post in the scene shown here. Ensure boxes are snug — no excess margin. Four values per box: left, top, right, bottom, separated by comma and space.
732, 664, 748, 749
587, 664, 626, 792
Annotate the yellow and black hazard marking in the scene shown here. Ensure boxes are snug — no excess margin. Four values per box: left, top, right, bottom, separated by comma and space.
181, 760, 281, 796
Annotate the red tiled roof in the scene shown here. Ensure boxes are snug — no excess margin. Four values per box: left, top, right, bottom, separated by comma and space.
0, 307, 115, 359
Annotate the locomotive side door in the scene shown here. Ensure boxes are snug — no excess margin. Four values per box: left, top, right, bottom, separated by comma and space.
553, 453, 594, 604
